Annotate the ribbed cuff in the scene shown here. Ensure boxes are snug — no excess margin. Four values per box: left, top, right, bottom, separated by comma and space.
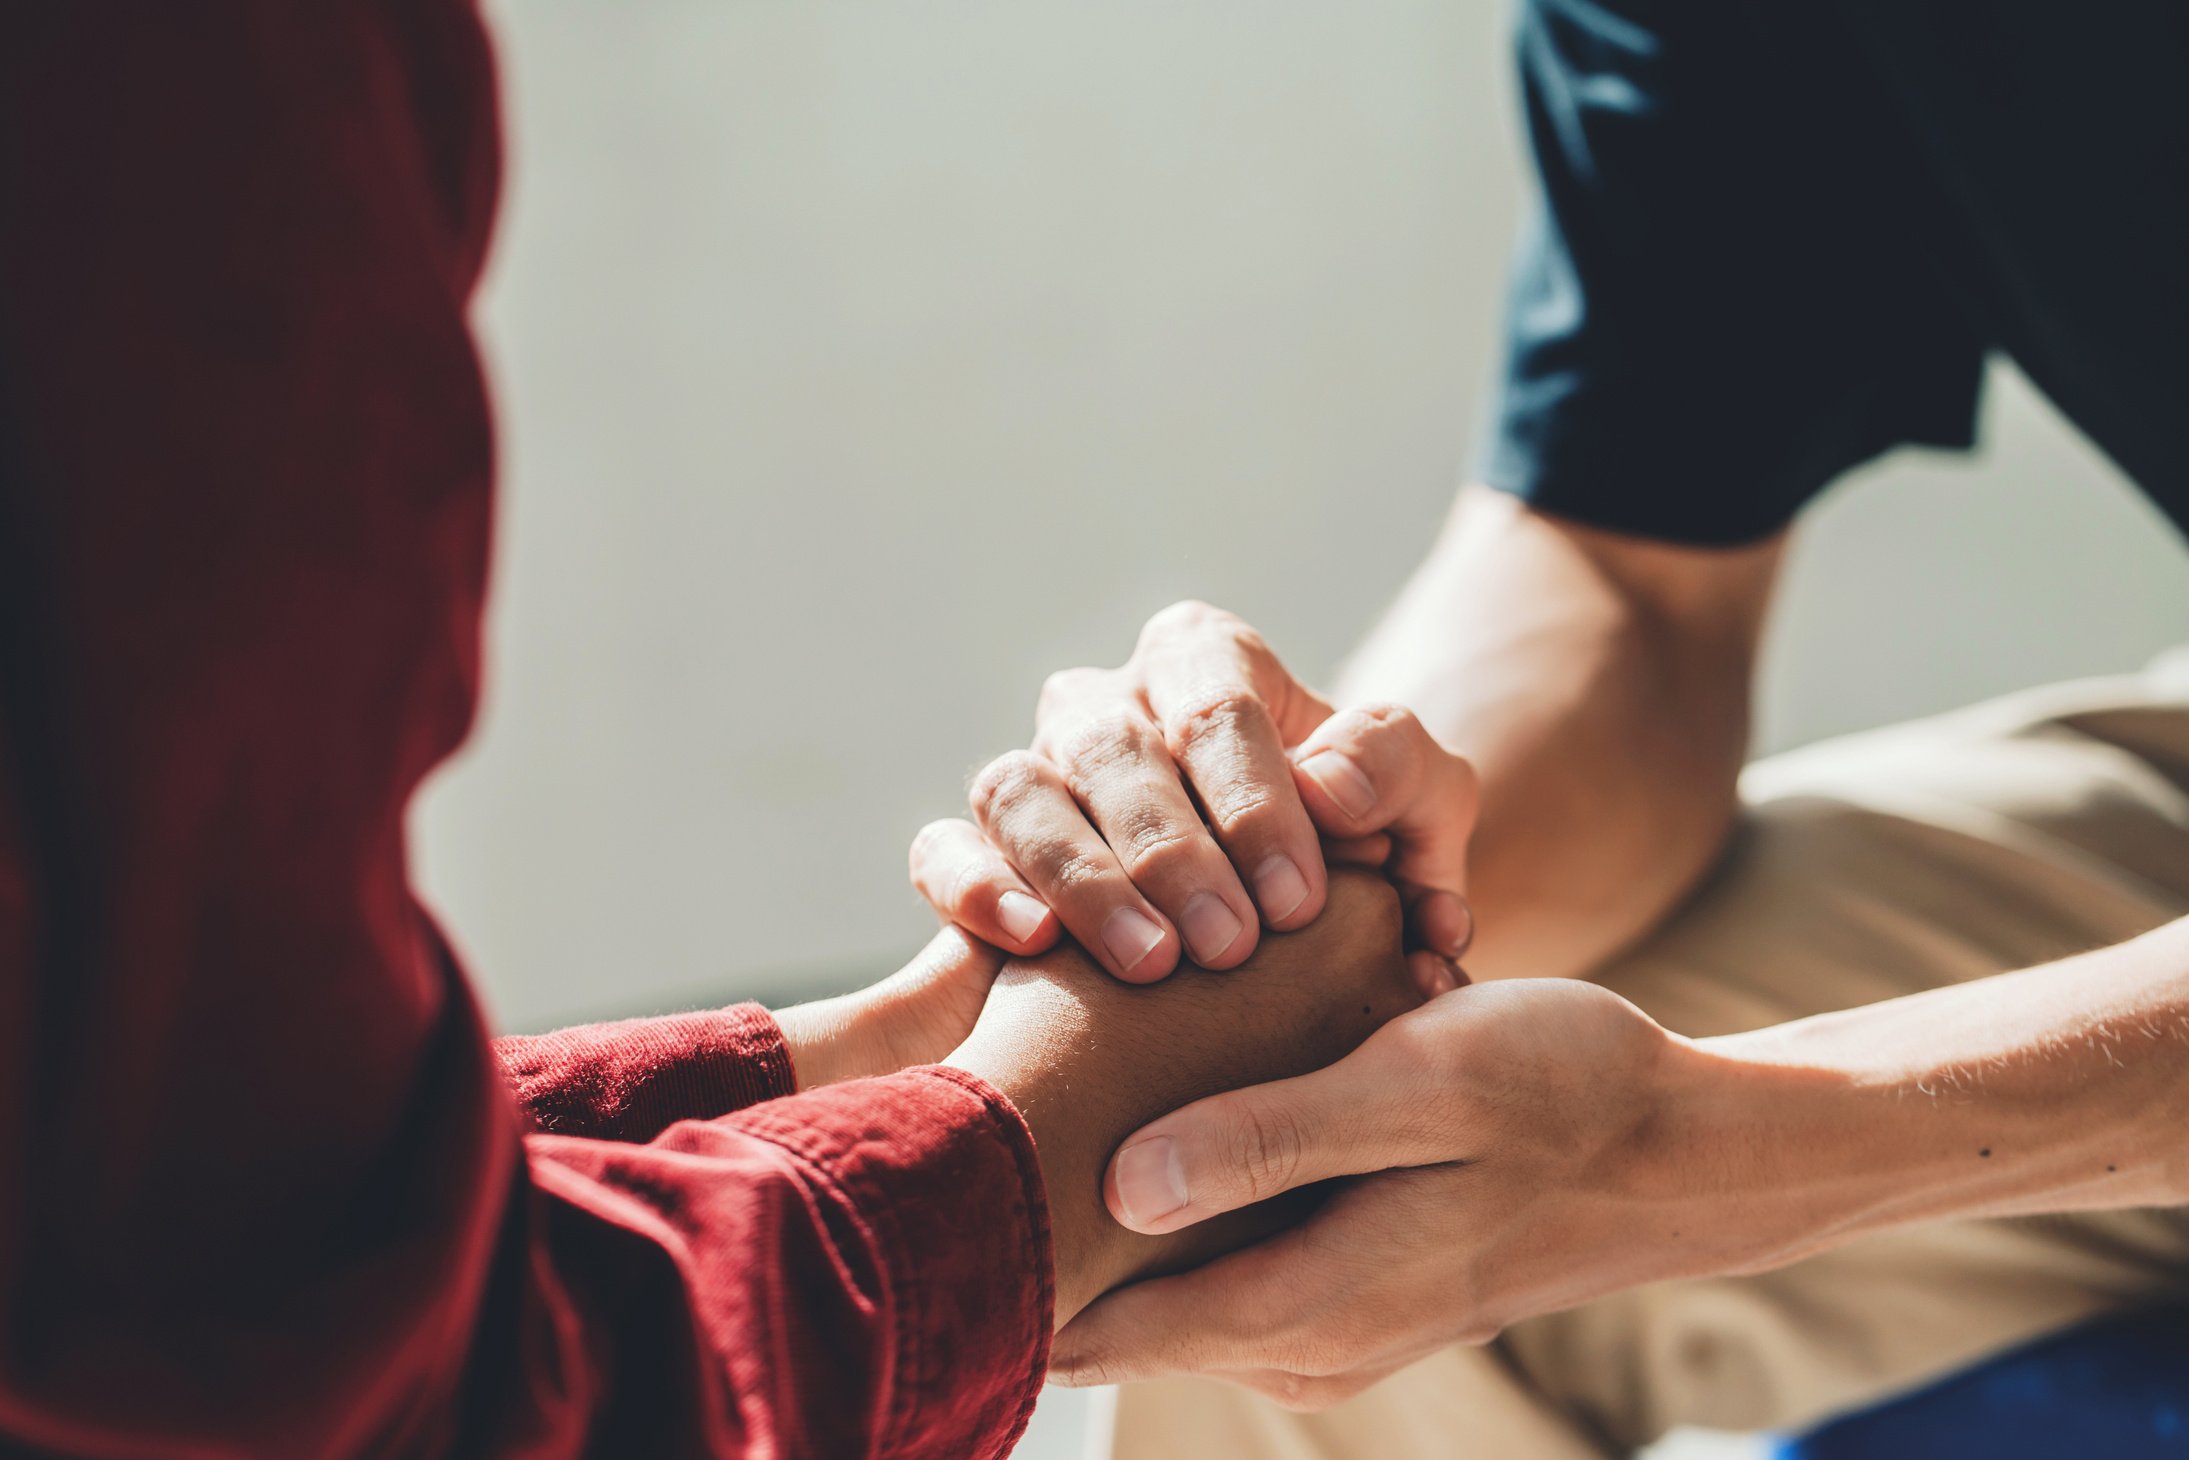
731, 1066, 1055, 1460
493, 1004, 798, 1142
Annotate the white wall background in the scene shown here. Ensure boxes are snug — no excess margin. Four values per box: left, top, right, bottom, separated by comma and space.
415, 3, 2186, 1453
418, 0, 2184, 1035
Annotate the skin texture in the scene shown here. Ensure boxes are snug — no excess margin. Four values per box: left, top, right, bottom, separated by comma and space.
773, 925, 1007, 1088
773, 870, 1424, 1329
1054, 977, 1683, 1402
943, 869, 1423, 1326
1331, 484, 1780, 983
913, 485, 2187, 1405
1052, 920, 2189, 1406
910, 602, 1480, 981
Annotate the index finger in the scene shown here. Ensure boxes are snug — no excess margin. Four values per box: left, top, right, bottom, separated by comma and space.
1135, 604, 1334, 931
1049, 1219, 1331, 1386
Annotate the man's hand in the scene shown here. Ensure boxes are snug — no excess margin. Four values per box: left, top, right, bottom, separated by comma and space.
1048, 978, 1717, 1405
944, 869, 1426, 1326
1051, 913, 2189, 1407
909, 600, 1480, 981
773, 926, 1007, 1088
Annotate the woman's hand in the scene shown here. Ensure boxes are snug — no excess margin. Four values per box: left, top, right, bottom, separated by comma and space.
909, 601, 1481, 982
772, 926, 1007, 1088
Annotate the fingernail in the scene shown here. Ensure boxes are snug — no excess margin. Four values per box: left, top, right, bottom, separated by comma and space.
1301, 751, 1376, 819
1446, 896, 1476, 958
996, 891, 1048, 944
1418, 890, 1474, 958
1431, 961, 1461, 995
1254, 854, 1310, 922
1180, 893, 1244, 963
1113, 1136, 1189, 1228
1101, 906, 1167, 974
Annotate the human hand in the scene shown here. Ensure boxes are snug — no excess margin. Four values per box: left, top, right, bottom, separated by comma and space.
909, 601, 1480, 981
943, 869, 1424, 1326
1050, 978, 1728, 1406
773, 926, 1007, 1089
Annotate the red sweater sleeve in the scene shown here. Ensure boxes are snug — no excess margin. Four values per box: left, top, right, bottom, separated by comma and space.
0, 7, 1050, 1458
494, 1006, 800, 1140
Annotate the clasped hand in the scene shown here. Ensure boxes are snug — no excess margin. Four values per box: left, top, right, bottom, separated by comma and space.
909, 601, 1717, 1406
806, 600, 1717, 1402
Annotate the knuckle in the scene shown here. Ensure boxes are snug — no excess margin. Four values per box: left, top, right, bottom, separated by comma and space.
1163, 684, 1269, 759
1382, 1007, 1458, 1077
1230, 1099, 1305, 1202
1040, 845, 1116, 896
939, 850, 996, 916
1036, 666, 1105, 717
1142, 599, 1226, 643
1117, 825, 1204, 885
1055, 710, 1159, 780
1229, 1282, 1296, 1343
968, 751, 1047, 823
1201, 780, 1283, 840
1349, 700, 1422, 737
1049, 1338, 1122, 1389
1139, 600, 1260, 662
907, 818, 954, 864
1333, 701, 1424, 769
907, 819, 965, 881
1227, 620, 1278, 670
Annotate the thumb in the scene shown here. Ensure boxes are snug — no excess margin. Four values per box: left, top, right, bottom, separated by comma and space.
1103, 1038, 1417, 1234
870, 924, 1007, 1067
1289, 703, 1477, 953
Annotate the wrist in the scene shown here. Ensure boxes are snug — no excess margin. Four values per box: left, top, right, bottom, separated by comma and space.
776, 932, 1001, 1090
772, 992, 892, 1090
1505, 1019, 1824, 1300
1639, 1034, 1880, 1279
943, 1001, 1146, 1323
1675, 955, 2189, 1273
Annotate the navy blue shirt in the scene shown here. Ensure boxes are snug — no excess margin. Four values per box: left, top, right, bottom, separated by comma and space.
1482, 0, 2189, 546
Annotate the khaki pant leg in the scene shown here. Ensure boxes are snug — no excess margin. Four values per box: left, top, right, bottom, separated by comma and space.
1106, 655, 2189, 1459
1508, 659, 2189, 1449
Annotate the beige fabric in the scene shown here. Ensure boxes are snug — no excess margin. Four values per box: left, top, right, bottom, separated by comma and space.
1106, 656, 2189, 1458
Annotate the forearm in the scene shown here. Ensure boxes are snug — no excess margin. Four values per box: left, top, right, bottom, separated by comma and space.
1673, 917, 2189, 1276
1337, 486, 1778, 981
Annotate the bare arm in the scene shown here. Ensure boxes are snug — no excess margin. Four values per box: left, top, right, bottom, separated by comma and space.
1053, 915, 2189, 1399
1337, 484, 1783, 981
1689, 914, 2189, 1254
909, 487, 1779, 988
